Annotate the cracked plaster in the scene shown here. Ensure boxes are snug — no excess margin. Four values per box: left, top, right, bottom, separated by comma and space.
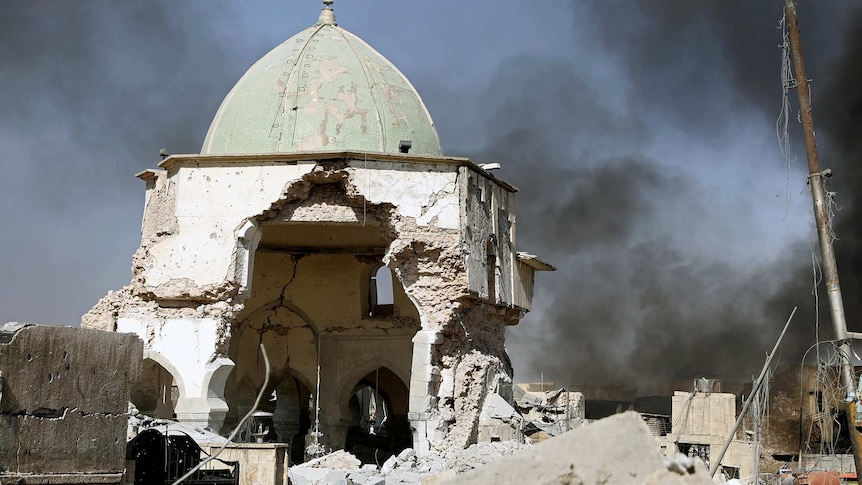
83, 154, 541, 454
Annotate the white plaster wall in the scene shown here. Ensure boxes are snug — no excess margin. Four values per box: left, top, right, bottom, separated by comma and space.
144, 163, 313, 290
118, 316, 222, 399
141, 159, 461, 295
347, 160, 460, 229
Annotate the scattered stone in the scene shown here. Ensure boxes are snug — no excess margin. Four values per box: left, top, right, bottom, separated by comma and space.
381, 455, 399, 474
127, 413, 228, 445
387, 470, 422, 483
443, 412, 713, 485
348, 470, 386, 485
665, 452, 696, 475
444, 439, 525, 473
419, 470, 457, 485
288, 467, 332, 485
306, 449, 362, 469
397, 447, 417, 463
323, 469, 351, 484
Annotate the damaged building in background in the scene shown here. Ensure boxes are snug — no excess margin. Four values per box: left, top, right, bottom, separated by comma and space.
82, 0, 553, 462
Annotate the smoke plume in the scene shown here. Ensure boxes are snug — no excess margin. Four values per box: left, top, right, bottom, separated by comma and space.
0, 1, 242, 323
3, 1, 861, 393
489, 1, 862, 388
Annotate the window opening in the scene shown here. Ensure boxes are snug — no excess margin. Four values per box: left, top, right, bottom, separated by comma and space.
487, 237, 497, 303
369, 265, 394, 317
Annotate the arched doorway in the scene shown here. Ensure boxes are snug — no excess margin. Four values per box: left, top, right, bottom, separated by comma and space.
273, 375, 314, 465
344, 367, 411, 464
132, 357, 181, 419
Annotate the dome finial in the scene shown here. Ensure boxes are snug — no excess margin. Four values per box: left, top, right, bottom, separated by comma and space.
318, 0, 337, 26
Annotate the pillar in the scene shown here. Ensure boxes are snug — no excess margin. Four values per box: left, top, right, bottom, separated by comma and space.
408, 330, 442, 455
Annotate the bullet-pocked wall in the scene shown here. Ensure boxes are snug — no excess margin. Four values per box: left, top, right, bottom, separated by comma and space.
83, 152, 545, 456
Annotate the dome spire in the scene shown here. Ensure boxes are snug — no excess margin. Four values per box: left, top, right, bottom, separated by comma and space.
318, 0, 337, 26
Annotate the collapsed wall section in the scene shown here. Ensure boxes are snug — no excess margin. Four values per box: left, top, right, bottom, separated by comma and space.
82, 153, 534, 455
460, 167, 518, 308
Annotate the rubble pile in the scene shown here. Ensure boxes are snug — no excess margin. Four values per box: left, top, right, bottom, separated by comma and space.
288, 440, 526, 485
127, 408, 228, 446
288, 412, 717, 484
448, 411, 714, 485
514, 386, 583, 441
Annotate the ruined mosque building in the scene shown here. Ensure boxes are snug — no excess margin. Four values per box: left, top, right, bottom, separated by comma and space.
82, 1, 553, 457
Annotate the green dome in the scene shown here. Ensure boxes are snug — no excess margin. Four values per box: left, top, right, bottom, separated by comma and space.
201, 6, 442, 156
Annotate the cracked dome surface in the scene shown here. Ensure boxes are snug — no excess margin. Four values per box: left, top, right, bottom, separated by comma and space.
202, 6, 442, 156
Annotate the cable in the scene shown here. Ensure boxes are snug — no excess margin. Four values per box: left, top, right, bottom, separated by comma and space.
171, 344, 271, 485
776, 12, 797, 211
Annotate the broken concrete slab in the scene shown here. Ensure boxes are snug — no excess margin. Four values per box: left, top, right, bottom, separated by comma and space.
385, 470, 422, 483
381, 455, 398, 474
444, 411, 713, 485
0, 325, 142, 476
418, 471, 456, 485
0, 325, 142, 416
303, 449, 362, 470
287, 467, 332, 485
0, 472, 125, 484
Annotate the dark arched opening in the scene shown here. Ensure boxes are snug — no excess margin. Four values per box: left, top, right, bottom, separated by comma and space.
131, 358, 179, 419
344, 367, 411, 463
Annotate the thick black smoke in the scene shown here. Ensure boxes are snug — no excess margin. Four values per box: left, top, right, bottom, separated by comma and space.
819, 9, 862, 332
3, 1, 860, 392
0, 1, 243, 323
477, 1, 862, 388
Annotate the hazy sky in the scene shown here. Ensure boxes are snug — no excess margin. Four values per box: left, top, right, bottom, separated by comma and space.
2, 1, 859, 387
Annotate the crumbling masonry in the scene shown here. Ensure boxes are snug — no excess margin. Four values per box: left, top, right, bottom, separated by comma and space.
83, 2, 552, 458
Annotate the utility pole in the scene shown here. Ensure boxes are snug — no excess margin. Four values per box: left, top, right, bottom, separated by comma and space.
783, 0, 862, 474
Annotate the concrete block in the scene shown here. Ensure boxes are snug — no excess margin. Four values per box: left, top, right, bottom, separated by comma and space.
381, 455, 398, 474
0, 325, 142, 415
348, 471, 387, 485
0, 325, 141, 475
388, 470, 421, 483
409, 395, 433, 413
347, 473, 386, 485
323, 469, 350, 484
411, 331, 442, 345
410, 345, 435, 366
420, 470, 457, 484
287, 467, 331, 485
409, 366, 440, 384
397, 448, 416, 463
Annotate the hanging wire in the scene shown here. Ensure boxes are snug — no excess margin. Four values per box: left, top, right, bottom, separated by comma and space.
822, 175, 841, 244
774, 17, 847, 462
776, 12, 798, 210
798, 340, 848, 467
305, 228, 326, 459
171, 344, 271, 485
672, 382, 698, 446
750, 366, 772, 480
363, 152, 368, 227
